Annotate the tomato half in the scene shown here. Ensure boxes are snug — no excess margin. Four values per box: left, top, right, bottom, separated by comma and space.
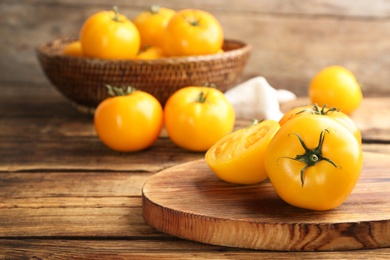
80, 6, 140, 59
309, 66, 363, 115
94, 86, 163, 152
164, 86, 235, 151
265, 115, 363, 210
162, 9, 224, 56
279, 104, 362, 144
206, 120, 280, 184
133, 5, 176, 49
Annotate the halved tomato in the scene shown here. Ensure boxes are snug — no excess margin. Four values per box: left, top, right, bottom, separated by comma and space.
205, 120, 280, 184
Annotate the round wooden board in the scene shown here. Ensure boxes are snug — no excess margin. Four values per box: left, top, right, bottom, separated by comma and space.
142, 152, 390, 251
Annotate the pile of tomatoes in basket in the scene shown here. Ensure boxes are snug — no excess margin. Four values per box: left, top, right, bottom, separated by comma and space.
63, 5, 224, 59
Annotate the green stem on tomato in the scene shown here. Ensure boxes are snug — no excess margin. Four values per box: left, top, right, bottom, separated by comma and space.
182, 11, 200, 26
106, 84, 135, 96
112, 6, 121, 22
150, 5, 160, 14
296, 104, 340, 116
197, 91, 208, 103
277, 129, 338, 187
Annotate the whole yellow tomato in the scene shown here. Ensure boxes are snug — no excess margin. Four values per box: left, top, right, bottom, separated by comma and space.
63, 41, 83, 57
205, 120, 280, 184
94, 85, 163, 152
309, 66, 363, 115
80, 6, 140, 59
136, 46, 166, 60
164, 86, 235, 151
265, 115, 363, 210
133, 5, 175, 49
162, 9, 224, 56
279, 104, 362, 144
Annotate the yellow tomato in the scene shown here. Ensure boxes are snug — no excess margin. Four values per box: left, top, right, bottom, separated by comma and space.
309, 66, 363, 115
80, 6, 140, 59
162, 9, 224, 56
63, 41, 83, 57
205, 120, 280, 185
164, 86, 235, 152
279, 104, 362, 144
265, 115, 363, 210
136, 46, 166, 60
94, 86, 163, 152
133, 5, 175, 49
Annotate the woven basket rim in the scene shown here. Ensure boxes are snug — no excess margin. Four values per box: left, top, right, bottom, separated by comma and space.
36, 37, 252, 65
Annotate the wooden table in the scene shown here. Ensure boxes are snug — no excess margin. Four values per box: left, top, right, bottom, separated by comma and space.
1, 82, 390, 259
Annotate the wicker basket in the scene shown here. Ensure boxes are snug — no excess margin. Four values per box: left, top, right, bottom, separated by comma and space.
36, 38, 252, 111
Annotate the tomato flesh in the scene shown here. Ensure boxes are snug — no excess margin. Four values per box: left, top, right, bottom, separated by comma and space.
206, 120, 280, 184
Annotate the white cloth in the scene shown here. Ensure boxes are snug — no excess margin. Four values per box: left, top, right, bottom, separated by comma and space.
224, 76, 296, 121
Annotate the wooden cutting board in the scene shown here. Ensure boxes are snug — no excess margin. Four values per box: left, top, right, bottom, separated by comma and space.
142, 152, 390, 251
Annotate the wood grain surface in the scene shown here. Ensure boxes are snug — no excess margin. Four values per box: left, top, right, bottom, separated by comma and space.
1, 85, 390, 258
143, 152, 390, 251
0, 85, 390, 260
1, 1, 390, 255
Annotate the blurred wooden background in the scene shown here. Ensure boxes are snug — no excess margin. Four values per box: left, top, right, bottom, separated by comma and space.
1, 0, 389, 97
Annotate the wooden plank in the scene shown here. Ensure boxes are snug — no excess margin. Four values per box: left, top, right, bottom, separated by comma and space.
363, 144, 390, 154
0, 171, 154, 237
0, 207, 159, 237
0, 239, 389, 259
0, 137, 201, 172
1, 1, 390, 96
0, 171, 151, 198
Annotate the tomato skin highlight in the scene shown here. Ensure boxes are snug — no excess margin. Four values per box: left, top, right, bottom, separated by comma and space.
94, 91, 163, 152
265, 115, 363, 211
164, 86, 235, 152
162, 9, 224, 56
80, 7, 140, 59
206, 120, 280, 184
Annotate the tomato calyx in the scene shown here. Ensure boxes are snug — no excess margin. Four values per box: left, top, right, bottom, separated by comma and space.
311, 103, 340, 115
106, 84, 136, 96
139, 45, 152, 53
297, 104, 340, 116
196, 91, 208, 103
195, 84, 217, 103
149, 5, 161, 14
278, 129, 338, 187
111, 6, 123, 23
182, 12, 201, 27
252, 119, 260, 125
